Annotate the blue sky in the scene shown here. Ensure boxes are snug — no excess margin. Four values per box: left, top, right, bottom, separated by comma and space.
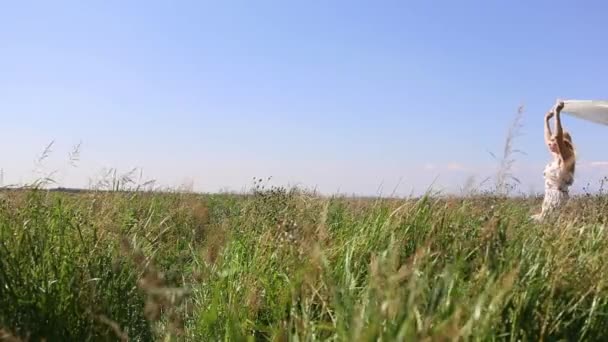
1, 1, 608, 195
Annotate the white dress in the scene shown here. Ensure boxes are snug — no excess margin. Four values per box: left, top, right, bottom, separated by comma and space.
532, 159, 574, 221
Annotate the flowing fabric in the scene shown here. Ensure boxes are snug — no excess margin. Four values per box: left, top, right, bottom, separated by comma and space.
562, 100, 608, 125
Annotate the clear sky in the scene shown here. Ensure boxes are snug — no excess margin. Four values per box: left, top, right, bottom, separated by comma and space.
1, 1, 607, 196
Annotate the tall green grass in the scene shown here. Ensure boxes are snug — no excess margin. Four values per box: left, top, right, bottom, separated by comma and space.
1, 184, 608, 341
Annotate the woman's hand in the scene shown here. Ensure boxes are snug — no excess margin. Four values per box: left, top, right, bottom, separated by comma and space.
545, 110, 555, 121
554, 100, 565, 114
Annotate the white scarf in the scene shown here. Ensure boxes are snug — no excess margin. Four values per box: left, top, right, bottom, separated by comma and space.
562, 100, 608, 125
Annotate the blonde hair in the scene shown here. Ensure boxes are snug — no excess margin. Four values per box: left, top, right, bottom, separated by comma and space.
562, 131, 576, 174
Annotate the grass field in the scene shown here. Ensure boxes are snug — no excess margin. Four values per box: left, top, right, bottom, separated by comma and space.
1, 178, 608, 341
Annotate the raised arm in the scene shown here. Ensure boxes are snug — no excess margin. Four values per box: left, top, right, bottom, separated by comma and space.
553, 101, 564, 140
545, 111, 554, 144
553, 101, 574, 161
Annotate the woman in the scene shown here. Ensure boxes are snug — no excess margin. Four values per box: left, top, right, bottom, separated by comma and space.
532, 100, 576, 221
